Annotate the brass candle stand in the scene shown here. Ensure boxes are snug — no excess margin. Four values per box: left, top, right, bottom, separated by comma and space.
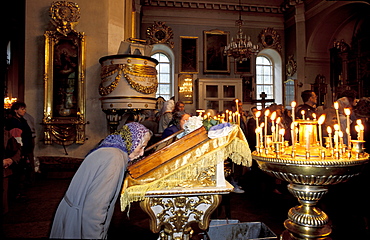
252, 118, 369, 239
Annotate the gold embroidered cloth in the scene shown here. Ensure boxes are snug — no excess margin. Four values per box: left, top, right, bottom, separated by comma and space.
120, 125, 252, 211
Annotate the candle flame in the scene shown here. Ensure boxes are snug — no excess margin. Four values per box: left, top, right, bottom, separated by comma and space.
327, 126, 332, 134
334, 124, 340, 131
355, 125, 360, 133
276, 117, 281, 124
290, 122, 295, 129
318, 114, 326, 125
339, 131, 343, 137
291, 101, 296, 108
270, 111, 276, 121
334, 101, 339, 110
301, 110, 305, 115
264, 109, 270, 116
260, 122, 265, 128
356, 119, 362, 125
256, 111, 261, 118
344, 108, 351, 116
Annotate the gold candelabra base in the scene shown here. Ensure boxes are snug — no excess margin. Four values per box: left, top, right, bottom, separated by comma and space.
252, 151, 369, 239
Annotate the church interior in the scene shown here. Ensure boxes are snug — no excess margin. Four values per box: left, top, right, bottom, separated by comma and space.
3, 0, 370, 239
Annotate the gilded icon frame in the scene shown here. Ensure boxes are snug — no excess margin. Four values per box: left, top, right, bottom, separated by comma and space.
43, 29, 86, 145
203, 30, 230, 73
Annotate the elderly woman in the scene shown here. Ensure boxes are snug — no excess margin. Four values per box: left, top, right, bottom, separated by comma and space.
161, 111, 190, 139
50, 122, 152, 239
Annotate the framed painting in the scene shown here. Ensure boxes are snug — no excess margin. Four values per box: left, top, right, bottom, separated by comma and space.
180, 36, 198, 73
203, 30, 230, 73
235, 58, 251, 74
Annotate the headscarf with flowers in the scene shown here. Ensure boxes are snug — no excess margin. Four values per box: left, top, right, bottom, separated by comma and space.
88, 122, 150, 157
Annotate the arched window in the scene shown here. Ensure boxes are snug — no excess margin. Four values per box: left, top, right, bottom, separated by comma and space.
256, 56, 274, 109
151, 52, 172, 100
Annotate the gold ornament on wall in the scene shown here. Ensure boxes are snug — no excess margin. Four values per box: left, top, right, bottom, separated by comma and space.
286, 54, 297, 77
49, 1, 81, 36
258, 27, 282, 52
146, 21, 174, 48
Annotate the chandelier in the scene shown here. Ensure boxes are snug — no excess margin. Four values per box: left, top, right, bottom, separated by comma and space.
224, 1, 259, 63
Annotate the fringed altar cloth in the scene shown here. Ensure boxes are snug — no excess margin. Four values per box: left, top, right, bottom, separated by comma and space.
120, 125, 252, 211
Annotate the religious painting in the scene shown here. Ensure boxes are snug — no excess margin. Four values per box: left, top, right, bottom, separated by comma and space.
235, 58, 251, 74
204, 30, 230, 73
180, 36, 198, 73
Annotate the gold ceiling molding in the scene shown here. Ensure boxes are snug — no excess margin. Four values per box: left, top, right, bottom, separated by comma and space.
143, 0, 283, 14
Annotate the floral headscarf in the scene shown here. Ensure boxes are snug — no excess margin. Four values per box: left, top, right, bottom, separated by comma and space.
88, 122, 150, 156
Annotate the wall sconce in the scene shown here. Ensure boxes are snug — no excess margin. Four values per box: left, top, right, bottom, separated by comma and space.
178, 74, 193, 104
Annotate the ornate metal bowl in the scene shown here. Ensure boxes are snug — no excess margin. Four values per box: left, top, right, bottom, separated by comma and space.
252, 151, 369, 239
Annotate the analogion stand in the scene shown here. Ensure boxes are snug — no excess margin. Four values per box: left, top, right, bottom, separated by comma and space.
140, 183, 233, 240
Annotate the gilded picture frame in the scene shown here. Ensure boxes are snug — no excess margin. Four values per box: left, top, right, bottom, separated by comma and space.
204, 30, 230, 73
180, 36, 198, 73
43, 29, 86, 145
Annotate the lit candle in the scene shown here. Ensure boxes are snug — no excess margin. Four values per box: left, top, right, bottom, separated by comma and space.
312, 113, 317, 121
260, 122, 264, 148
301, 110, 305, 120
255, 127, 260, 149
226, 110, 229, 122
334, 124, 340, 152
235, 99, 239, 113
355, 124, 360, 140
327, 126, 333, 149
276, 117, 281, 142
264, 109, 270, 146
270, 111, 276, 141
334, 101, 340, 127
318, 114, 326, 148
344, 108, 351, 148
291, 101, 296, 120
360, 124, 364, 141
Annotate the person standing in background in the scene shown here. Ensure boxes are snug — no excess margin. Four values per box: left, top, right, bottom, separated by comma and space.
5, 102, 33, 200
296, 90, 317, 120
158, 99, 175, 134
3, 128, 22, 214
23, 112, 37, 184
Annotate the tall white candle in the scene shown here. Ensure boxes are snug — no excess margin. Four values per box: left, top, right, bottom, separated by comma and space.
334, 101, 340, 128
291, 101, 296, 121
344, 108, 351, 147
264, 109, 270, 146
334, 124, 340, 152
317, 114, 326, 147
327, 126, 333, 149
301, 110, 305, 120
270, 111, 276, 141
276, 117, 281, 142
